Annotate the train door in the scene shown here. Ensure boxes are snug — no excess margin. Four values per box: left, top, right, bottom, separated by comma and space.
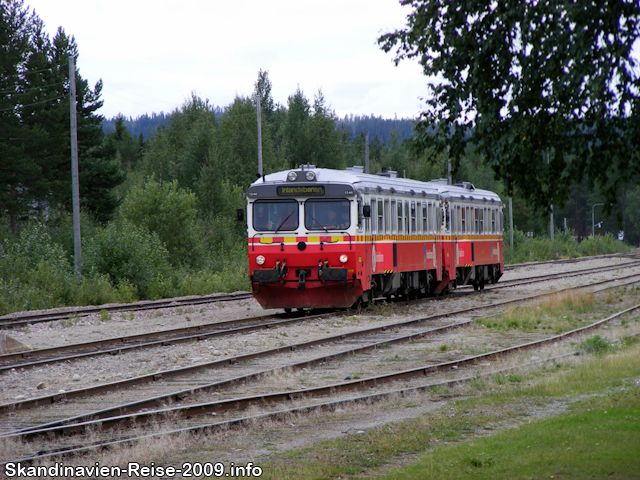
362, 196, 374, 297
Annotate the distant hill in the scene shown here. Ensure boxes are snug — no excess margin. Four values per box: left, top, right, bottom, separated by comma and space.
336, 114, 416, 143
102, 111, 416, 143
101, 106, 225, 140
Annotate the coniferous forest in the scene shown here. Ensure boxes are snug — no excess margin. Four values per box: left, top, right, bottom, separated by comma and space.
0, 0, 634, 315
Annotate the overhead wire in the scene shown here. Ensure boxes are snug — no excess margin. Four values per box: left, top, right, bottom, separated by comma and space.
0, 80, 67, 96
0, 66, 56, 79
0, 95, 66, 112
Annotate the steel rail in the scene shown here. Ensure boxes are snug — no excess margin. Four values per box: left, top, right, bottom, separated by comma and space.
6, 273, 640, 435
4, 257, 636, 372
0, 292, 255, 330
0, 310, 299, 365
1, 252, 635, 330
2, 272, 639, 417
486, 260, 640, 287
503, 251, 637, 271
7, 301, 639, 444
1, 348, 592, 466
0, 311, 332, 374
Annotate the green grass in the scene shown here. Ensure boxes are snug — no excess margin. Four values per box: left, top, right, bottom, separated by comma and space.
250, 344, 640, 480
475, 291, 595, 333
380, 389, 640, 480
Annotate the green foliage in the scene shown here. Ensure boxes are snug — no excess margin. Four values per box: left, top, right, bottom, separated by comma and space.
0, 224, 76, 313
140, 93, 217, 190
84, 220, 174, 299
118, 178, 200, 266
503, 230, 629, 264
579, 335, 614, 356
0, 3, 124, 230
76, 274, 137, 306
379, 0, 640, 212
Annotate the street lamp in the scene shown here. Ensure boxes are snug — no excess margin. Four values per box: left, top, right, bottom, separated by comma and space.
591, 203, 604, 236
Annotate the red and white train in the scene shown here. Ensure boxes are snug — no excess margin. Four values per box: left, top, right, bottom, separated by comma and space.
243, 165, 504, 311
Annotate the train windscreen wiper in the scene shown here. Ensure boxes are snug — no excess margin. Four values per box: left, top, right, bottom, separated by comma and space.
307, 214, 329, 233
274, 211, 295, 233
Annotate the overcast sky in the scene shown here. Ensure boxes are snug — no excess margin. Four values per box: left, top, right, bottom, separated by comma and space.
24, 0, 426, 120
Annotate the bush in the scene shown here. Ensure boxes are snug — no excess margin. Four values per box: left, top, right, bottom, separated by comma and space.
503, 229, 629, 264
76, 274, 138, 306
0, 224, 76, 313
118, 178, 202, 267
580, 335, 614, 356
84, 220, 175, 299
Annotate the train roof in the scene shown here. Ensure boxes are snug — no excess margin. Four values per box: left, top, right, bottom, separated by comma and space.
249, 166, 503, 206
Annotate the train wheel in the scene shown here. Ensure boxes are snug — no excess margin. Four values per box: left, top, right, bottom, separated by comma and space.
284, 308, 292, 314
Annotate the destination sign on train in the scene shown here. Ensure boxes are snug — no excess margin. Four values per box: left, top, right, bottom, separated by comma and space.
277, 186, 325, 196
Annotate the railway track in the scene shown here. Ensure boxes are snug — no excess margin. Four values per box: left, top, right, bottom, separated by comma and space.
3, 259, 638, 374
1, 252, 635, 331
2, 261, 639, 463
0, 292, 255, 330
5, 294, 639, 463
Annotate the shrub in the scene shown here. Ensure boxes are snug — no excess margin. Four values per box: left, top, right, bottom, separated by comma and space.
76, 274, 138, 306
118, 178, 201, 267
84, 220, 174, 299
504, 229, 629, 264
0, 224, 76, 313
579, 335, 614, 356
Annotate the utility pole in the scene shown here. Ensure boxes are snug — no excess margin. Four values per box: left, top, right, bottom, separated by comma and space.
509, 197, 513, 248
546, 150, 554, 241
69, 56, 81, 273
446, 146, 452, 185
256, 95, 263, 176
364, 130, 369, 174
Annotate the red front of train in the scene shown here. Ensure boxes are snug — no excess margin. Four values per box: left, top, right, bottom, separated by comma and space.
245, 167, 365, 310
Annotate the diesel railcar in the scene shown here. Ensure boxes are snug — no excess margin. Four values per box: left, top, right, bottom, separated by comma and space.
243, 165, 503, 310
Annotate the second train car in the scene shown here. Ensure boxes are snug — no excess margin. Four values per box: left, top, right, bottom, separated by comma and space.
243, 165, 503, 311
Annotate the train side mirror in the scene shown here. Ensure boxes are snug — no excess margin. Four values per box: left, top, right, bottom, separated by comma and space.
237, 208, 245, 222
362, 205, 371, 218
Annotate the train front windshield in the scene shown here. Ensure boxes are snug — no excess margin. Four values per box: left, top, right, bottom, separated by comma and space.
253, 200, 299, 232
305, 199, 350, 231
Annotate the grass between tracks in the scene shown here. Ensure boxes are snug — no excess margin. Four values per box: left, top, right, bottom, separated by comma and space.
245, 341, 640, 480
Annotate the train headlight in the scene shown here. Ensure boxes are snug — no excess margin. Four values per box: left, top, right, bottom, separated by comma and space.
287, 171, 297, 181
256, 255, 266, 265
339, 254, 348, 264
305, 171, 315, 181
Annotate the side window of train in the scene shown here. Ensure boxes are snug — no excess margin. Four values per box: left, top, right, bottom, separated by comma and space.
474, 208, 479, 234
371, 199, 377, 234
492, 209, 496, 233
479, 208, 484, 234
357, 199, 363, 232
444, 203, 449, 232
384, 199, 390, 235
461, 205, 466, 233
431, 203, 437, 233
422, 204, 428, 234
397, 200, 403, 234
405, 201, 410, 234
411, 202, 416, 234
391, 200, 397, 234
377, 198, 384, 234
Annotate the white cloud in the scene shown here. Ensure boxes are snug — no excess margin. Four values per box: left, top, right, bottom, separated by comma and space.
27, 0, 427, 118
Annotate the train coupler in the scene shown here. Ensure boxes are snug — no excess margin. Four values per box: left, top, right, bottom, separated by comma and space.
298, 269, 306, 289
